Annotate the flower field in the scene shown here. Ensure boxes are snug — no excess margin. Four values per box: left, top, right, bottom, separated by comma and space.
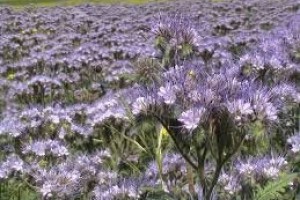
0, 0, 155, 7
0, 0, 299, 199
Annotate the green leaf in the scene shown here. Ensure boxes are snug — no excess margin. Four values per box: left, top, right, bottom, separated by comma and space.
156, 125, 164, 187
119, 133, 147, 153
144, 190, 175, 200
254, 173, 297, 200
251, 120, 265, 138
181, 43, 193, 57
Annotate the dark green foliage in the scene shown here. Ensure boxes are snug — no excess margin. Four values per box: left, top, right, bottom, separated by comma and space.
254, 173, 297, 200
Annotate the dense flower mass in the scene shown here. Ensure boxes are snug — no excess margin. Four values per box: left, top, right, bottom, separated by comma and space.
0, 0, 299, 199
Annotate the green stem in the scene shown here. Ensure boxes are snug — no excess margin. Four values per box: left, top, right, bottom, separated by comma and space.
197, 145, 207, 196
205, 164, 222, 200
164, 123, 198, 170
154, 115, 198, 170
205, 134, 246, 200
194, 130, 206, 181
187, 161, 196, 195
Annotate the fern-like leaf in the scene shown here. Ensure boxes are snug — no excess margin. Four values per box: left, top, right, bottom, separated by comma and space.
254, 173, 297, 200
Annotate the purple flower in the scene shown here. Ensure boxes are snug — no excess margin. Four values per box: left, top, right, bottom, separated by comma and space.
132, 96, 155, 115
227, 99, 253, 125
251, 90, 278, 122
236, 159, 256, 177
0, 154, 24, 179
157, 83, 177, 105
287, 132, 300, 153
22, 140, 69, 157
257, 155, 287, 179
219, 172, 241, 195
178, 107, 206, 131
34, 166, 81, 198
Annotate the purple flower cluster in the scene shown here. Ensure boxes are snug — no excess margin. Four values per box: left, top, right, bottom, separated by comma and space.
218, 155, 288, 196
0, 154, 24, 179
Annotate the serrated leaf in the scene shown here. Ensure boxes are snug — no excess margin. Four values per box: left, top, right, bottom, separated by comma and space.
254, 173, 297, 200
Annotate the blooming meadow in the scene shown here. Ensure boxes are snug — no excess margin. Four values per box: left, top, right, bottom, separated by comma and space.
0, 0, 300, 199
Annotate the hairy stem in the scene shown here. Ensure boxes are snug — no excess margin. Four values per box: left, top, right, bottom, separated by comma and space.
164, 122, 198, 170
154, 115, 198, 170
205, 133, 246, 200
205, 164, 222, 200
197, 144, 207, 196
